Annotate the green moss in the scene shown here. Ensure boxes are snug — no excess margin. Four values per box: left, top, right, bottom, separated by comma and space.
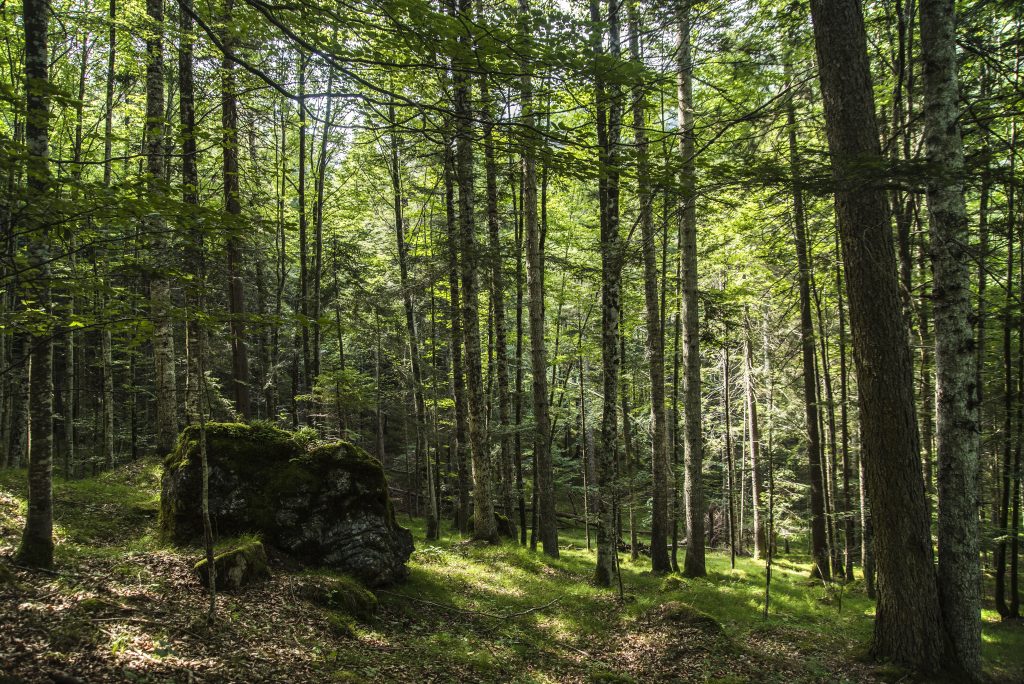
659, 601, 724, 635
161, 423, 397, 545
660, 574, 685, 592
194, 540, 269, 590
326, 611, 357, 638
300, 572, 378, 621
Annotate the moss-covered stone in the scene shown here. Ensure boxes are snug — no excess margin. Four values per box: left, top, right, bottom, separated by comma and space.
194, 540, 270, 591
161, 422, 413, 586
300, 572, 378, 621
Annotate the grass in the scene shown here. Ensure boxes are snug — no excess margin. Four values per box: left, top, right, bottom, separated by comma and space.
1, 460, 1022, 682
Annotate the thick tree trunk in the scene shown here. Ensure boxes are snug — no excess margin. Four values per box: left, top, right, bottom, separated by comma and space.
919, 0, 981, 673
676, 0, 705, 578
809, 0, 947, 670
16, 0, 54, 569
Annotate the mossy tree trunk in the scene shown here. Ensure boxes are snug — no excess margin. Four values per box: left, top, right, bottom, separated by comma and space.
920, 0, 982, 672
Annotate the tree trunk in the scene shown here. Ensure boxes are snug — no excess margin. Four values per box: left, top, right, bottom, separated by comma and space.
836, 232, 854, 580
786, 73, 830, 580
743, 311, 765, 559
919, 0, 981, 672
591, 0, 622, 588
519, 0, 556, 555
723, 347, 736, 568
514, 164, 527, 544
444, 146, 471, 535
16, 0, 54, 569
223, 0, 250, 420
147, 0, 177, 455
809, 0, 947, 670
481, 47, 515, 541
676, 0, 705, 578
389, 105, 435, 539
628, 0, 670, 574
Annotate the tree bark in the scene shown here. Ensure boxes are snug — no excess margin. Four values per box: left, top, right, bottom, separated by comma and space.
628, 0, 670, 574
389, 105, 435, 538
743, 311, 765, 559
676, 0, 705, 578
147, 0, 177, 455
809, 0, 946, 670
919, 0, 981, 672
481, 40, 515, 541
785, 73, 830, 580
223, 0, 250, 420
16, 0, 54, 568
518, 0, 557, 555
591, 0, 622, 588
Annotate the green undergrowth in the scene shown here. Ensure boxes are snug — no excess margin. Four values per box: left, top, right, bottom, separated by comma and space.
1, 461, 1022, 682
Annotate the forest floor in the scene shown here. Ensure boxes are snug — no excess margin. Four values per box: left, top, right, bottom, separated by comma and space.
0, 460, 1021, 683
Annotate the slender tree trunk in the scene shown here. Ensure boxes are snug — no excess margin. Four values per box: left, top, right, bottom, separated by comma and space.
995, 137, 1016, 618
313, 87, 334, 389
444, 147, 471, 534
450, 0, 495, 541
786, 73, 830, 580
513, 165, 527, 544
809, 0, 947, 669
836, 232, 854, 580
388, 105, 434, 538
628, 0, 670, 574
481, 51, 515, 540
146, 0, 177, 455
743, 311, 765, 559
723, 346, 736, 568
591, 0, 622, 588
222, 0, 249, 420
676, 0, 705, 578
519, 0, 557, 555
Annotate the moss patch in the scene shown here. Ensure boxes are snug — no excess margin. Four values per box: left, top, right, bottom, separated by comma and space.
193, 540, 270, 591
299, 572, 378, 622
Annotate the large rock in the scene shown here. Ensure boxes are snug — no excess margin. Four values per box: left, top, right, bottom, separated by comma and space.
161, 422, 414, 586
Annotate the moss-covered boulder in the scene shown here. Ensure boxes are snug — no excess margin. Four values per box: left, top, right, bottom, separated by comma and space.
194, 540, 270, 591
162, 422, 414, 586
298, 572, 378, 621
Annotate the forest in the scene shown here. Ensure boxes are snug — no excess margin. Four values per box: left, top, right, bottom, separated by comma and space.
1, 0, 1024, 680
